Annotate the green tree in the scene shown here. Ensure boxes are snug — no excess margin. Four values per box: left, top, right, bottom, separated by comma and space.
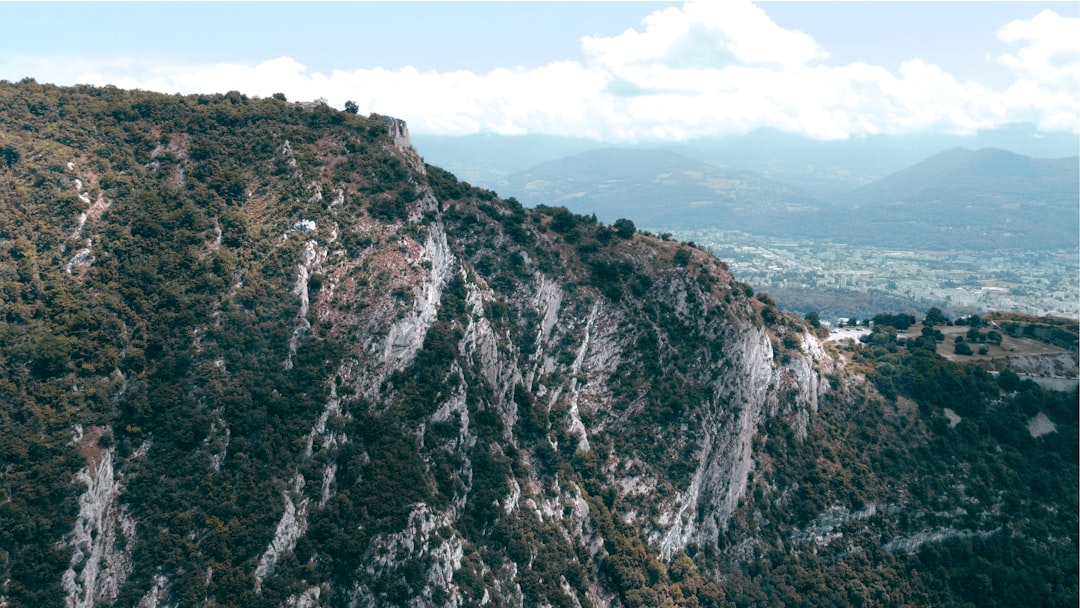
344, 100, 359, 114
549, 207, 578, 234
673, 248, 691, 266
1, 144, 18, 167
613, 218, 636, 239
998, 368, 1021, 392
873, 313, 916, 330
923, 306, 949, 327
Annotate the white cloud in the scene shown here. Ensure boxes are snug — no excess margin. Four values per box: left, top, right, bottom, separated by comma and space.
582, 1, 825, 72
994, 9, 1080, 133
9, 0, 1079, 140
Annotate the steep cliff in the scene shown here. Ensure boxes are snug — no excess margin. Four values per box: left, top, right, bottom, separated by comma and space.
0, 82, 1075, 608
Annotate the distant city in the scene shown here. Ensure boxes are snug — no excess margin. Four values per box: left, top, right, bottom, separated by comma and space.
664, 228, 1079, 321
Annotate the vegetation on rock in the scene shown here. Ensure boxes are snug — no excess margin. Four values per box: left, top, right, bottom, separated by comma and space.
0, 81, 1075, 607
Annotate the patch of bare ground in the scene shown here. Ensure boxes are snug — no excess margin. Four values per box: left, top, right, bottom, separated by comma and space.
901, 323, 1078, 374
77, 426, 107, 476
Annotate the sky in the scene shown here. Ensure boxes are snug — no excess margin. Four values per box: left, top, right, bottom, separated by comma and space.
1, 1, 1078, 142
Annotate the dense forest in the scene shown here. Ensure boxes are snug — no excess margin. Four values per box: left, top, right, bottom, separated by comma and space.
0, 80, 1075, 607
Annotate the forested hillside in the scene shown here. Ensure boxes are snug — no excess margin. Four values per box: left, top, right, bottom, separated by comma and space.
0, 81, 1075, 607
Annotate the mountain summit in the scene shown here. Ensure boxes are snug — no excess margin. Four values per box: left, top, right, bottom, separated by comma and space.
0, 81, 1075, 607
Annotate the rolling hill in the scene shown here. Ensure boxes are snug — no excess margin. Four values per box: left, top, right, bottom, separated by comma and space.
831, 147, 1080, 249
498, 147, 823, 229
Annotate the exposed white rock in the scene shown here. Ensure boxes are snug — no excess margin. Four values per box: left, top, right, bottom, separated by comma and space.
254, 474, 309, 591
285, 586, 322, 608
883, 526, 1000, 554
566, 482, 603, 556
70, 213, 89, 240
293, 219, 317, 233
658, 319, 829, 560
285, 240, 326, 370
560, 577, 584, 608
526, 276, 563, 391
200, 219, 223, 259
793, 504, 883, 546
504, 478, 522, 515
383, 117, 412, 153
61, 441, 136, 608
430, 380, 475, 484
136, 574, 171, 608
330, 187, 345, 208
130, 440, 152, 460
380, 224, 454, 376
1027, 411, 1057, 437
615, 475, 657, 497
206, 420, 230, 472
426, 534, 464, 600
306, 182, 323, 205
303, 380, 345, 460
944, 408, 962, 428
360, 502, 465, 606
459, 280, 523, 435
319, 463, 337, 508
68, 186, 111, 241
559, 303, 601, 453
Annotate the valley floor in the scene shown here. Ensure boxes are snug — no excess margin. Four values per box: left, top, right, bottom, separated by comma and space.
666, 228, 1079, 321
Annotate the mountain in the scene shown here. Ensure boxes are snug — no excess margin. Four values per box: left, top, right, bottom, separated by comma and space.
840, 147, 1078, 204
1, 81, 1076, 608
831, 147, 1080, 249
498, 147, 822, 229
673, 126, 1080, 197
412, 127, 1080, 200
487, 145, 1078, 251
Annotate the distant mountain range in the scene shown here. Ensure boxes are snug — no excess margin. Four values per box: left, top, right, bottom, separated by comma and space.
668, 125, 1080, 197
829, 147, 1079, 249
415, 132, 1079, 251
839, 147, 1078, 206
495, 147, 820, 228
414, 124, 1080, 197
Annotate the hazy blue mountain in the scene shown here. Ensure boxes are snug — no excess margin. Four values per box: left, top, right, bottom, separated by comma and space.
829, 147, 1080, 249
489, 144, 1078, 251
672, 125, 1080, 197
497, 147, 822, 228
839, 147, 1079, 204
413, 124, 1079, 199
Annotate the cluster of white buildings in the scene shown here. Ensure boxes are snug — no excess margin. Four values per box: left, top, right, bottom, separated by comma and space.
668, 229, 1079, 319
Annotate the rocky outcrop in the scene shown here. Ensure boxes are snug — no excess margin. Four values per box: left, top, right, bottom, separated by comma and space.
61, 427, 136, 608
254, 474, 310, 591
657, 322, 830, 559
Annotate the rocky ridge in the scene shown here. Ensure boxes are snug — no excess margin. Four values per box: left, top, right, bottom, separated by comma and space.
0, 82, 1075, 608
